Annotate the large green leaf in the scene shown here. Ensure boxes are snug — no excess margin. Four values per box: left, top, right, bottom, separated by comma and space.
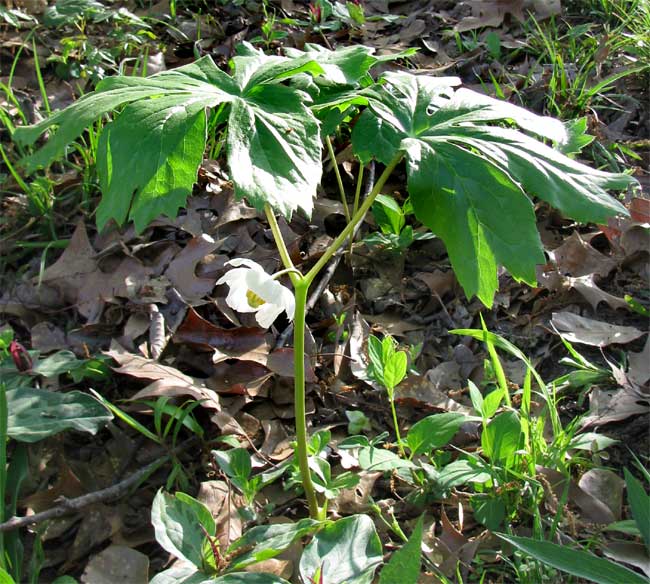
6, 387, 112, 442
300, 515, 383, 584
406, 412, 468, 457
96, 96, 207, 232
497, 534, 648, 584
352, 71, 634, 305
285, 44, 379, 86
15, 53, 324, 230
404, 139, 544, 305
226, 82, 321, 219
481, 410, 522, 468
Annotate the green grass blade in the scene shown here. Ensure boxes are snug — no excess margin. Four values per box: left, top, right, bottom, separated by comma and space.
497, 534, 647, 584
624, 468, 650, 549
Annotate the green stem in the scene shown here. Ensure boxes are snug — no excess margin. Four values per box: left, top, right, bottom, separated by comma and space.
347, 163, 365, 259
264, 204, 300, 285
0, 384, 7, 569
325, 136, 350, 223
266, 155, 403, 520
388, 390, 405, 458
293, 280, 321, 519
305, 152, 403, 286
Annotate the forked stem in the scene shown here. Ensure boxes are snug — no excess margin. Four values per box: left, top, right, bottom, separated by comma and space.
266, 153, 404, 520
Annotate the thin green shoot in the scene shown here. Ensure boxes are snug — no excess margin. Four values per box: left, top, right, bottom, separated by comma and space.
325, 135, 351, 223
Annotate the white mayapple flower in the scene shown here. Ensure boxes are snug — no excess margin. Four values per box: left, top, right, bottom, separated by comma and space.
216, 259, 295, 329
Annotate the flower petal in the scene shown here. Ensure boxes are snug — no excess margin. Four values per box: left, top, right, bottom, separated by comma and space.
225, 285, 257, 312
278, 286, 295, 320
246, 270, 284, 303
227, 258, 265, 271
216, 267, 249, 287
255, 302, 284, 328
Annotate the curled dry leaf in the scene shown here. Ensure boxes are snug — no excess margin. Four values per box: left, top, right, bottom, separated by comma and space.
578, 469, 625, 521
267, 348, 317, 382
551, 312, 645, 346
148, 304, 166, 359
566, 275, 629, 311
106, 343, 222, 411
582, 386, 650, 428
425, 509, 481, 578
396, 374, 470, 413
455, 0, 561, 32
602, 543, 650, 578
197, 480, 243, 549
165, 234, 227, 302
173, 307, 269, 365
628, 336, 650, 386
328, 471, 381, 516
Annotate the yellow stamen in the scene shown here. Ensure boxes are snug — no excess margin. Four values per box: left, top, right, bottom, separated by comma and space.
246, 289, 266, 308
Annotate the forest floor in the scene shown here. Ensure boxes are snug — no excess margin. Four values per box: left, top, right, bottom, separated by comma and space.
0, 1, 648, 582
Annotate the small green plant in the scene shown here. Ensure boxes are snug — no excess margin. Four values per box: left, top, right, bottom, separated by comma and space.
213, 447, 262, 507
363, 194, 434, 254
250, 2, 288, 50
366, 334, 409, 456
0, 329, 113, 583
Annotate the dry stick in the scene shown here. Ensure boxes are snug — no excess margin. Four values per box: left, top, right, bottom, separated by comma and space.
0, 437, 198, 533
274, 162, 376, 350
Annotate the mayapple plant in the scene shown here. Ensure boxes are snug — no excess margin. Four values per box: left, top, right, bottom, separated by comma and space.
14, 42, 637, 520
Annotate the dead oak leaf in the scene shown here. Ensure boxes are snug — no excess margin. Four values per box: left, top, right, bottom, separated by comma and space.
566, 274, 629, 311
173, 307, 269, 365
551, 312, 645, 347
165, 234, 227, 303
39, 219, 98, 308
549, 231, 618, 278
455, 0, 561, 32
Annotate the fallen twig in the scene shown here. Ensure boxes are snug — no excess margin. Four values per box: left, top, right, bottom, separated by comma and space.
0, 437, 198, 533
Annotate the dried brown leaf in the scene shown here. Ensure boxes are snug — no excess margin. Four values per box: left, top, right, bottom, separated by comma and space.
81, 545, 149, 584
165, 235, 227, 302
537, 466, 616, 524
173, 307, 269, 365
551, 312, 645, 346
550, 232, 618, 278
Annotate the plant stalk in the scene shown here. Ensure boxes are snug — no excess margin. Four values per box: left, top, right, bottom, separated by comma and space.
0, 384, 7, 569
266, 154, 403, 520
388, 390, 405, 458
264, 204, 300, 285
325, 136, 350, 223
292, 280, 321, 519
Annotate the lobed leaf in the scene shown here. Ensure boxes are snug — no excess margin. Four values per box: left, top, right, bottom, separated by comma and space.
352, 71, 634, 305
14, 53, 324, 230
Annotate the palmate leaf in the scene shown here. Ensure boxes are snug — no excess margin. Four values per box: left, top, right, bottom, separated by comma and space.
14, 52, 324, 230
352, 72, 635, 305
